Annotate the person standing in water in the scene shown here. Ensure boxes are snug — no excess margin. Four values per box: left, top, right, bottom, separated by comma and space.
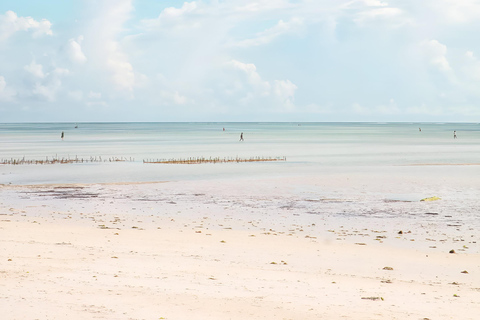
61, 131, 64, 140
239, 132, 244, 141
454, 131, 457, 139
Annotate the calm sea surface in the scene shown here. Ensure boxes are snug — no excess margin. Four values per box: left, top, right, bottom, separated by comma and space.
1, 122, 479, 184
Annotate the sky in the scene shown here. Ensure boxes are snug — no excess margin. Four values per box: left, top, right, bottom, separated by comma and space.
1, 0, 480, 122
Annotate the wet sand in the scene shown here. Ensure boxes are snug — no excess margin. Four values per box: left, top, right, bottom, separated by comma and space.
1, 172, 479, 319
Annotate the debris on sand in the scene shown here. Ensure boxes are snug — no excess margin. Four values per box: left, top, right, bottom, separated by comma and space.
420, 196, 441, 202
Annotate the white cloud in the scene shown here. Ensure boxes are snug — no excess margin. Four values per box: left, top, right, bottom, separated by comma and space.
29, 67, 69, 102
303, 103, 334, 114
406, 103, 444, 116
0, 76, 16, 101
142, 1, 201, 32
4, 0, 480, 121
0, 10, 52, 41
428, 0, 480, 24
234, 0, 294, 12
362, 0, 388, 6
86, 101, 108, 107
172, 91, 188, 105
53, 68, 70, 76
33, 83, 57, 101
420, 40, 451, 72
355, 7, 405, 25
88, 91, 102, 99
273, 79, 297, 109
160, 90, 189, 105
68, 90, 84, 101
351, 99, 400, 115
234, 17, 304, 47
376, 98, 400, 114
229, 60, 271, 94
446, 104, 480, 116
106, 42, 135, 91
66, 36, 87, 64
86, 0, 138, 93
463, 50, 480, 81
346, 0, 414, 28
161, 1, 198, 19
24, 60, 45, 78
142, 0, 298, 39
228, 59, 297, 110
351, 102, 370, 114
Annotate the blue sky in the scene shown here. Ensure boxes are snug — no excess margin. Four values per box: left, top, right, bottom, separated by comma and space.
1, 0, 480, 122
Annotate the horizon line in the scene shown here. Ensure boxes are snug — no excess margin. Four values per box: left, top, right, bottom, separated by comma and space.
1, 121, 479, 124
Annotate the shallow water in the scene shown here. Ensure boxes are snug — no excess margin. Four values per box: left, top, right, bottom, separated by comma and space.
2, 122, 479, 253
1, 122, 480, 184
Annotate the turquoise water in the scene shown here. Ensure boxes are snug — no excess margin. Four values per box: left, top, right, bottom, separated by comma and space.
1, 122, 480, 184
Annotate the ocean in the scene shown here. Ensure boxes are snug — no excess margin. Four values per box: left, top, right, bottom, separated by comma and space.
1, 122, 479, 185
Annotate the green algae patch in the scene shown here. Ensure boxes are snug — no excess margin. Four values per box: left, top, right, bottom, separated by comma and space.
420, 196, 441, 202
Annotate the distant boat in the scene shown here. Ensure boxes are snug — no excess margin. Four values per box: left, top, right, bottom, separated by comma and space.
74, 123, 78, 128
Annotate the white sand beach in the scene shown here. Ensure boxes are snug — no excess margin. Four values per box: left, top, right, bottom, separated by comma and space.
3, 0, 480, 316
1, 166, 479, 320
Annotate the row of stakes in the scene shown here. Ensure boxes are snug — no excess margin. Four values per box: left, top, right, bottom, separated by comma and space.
143, 156, 286, 164
1, 156, 286, 165
0, 156, 133, 165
